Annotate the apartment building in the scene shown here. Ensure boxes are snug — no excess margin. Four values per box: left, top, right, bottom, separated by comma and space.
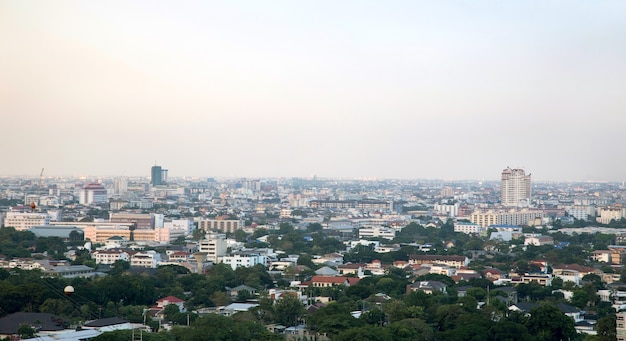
453, 221, 483, 235
130, 250, 161, 268
222, 252, 267, 270
470, 208, 544, 228
198, 219, 244, 233
91, 249, 131, 265
501, 167, 531, 207
598, 207, 625, 224
198, 233, 227, 264
3, 212, 51, 231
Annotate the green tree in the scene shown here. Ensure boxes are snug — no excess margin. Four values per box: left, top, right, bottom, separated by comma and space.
307, 223, 323, 233
233, 229, 247, 242
309, 302, 363, 335
361, 308, 386, 326
384, 300, 408, 323
488, 320, 533, 341
596, 314, 617, 341
39, 298, 75, 317
273, 295, 305, 327
526, 304, 577, 341
334, 325, 393, 341
389, 318, 434, 341
17, 324, 36, 339
236, 290, 254, 302
571, 289, 590, 309
108, 260, 130, 276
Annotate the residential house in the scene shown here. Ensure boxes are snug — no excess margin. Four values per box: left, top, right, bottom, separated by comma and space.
217, 303, 259, 317
130, 250, 161, 268
0, 313, 66, 339
511, 274, 552, 286
337, 263, 365, 277
91, 249, 131, 265
509, 302, 583, 323
315, 266, 339, 276
408, 254, 469, 269
312, 253, 344, 266
83, 317, 132, 332
227, 285, 258, 299
524, 235, 554, 246
406, 281, 448, 295
155, 296, 186, 313
310, 276, 360, 288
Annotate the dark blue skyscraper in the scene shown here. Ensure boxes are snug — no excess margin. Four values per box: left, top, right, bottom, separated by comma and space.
151, 165, 162, 186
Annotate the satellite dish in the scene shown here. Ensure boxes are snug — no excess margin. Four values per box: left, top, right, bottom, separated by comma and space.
64, 286, 75, 296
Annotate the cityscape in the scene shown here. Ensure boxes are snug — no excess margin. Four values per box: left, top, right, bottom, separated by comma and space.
0, 165, 626, 340
2, 1, 626, 341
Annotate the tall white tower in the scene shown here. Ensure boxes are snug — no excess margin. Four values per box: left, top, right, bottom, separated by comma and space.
501, 167, 531, 207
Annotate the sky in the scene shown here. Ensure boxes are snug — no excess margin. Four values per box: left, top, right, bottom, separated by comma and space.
1, 1, 625, 182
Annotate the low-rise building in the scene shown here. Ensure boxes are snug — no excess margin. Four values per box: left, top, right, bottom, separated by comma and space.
358, 227, 395, 240
3, 212, 51, 231
91, 249, 131, 265
454, 221, 483, 235
222, 252, 267, 270
310, 276, 360, 287
408, 254, 469, 269
198, 233, 228, 264
524, 235, 554, 246
130, 250, 161, 268
406, 281, 447, 294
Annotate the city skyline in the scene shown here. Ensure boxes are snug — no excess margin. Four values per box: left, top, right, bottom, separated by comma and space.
1, 1, 625, 182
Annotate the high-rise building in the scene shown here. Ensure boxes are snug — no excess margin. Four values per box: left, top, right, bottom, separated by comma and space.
151, 165, 162, 186
114, 177, 128, 195
79, 183, 108, 205
501, 167, 531, 207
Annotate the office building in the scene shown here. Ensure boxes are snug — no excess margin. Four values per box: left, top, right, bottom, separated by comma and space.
109, 213, 154, 229
151, 165, 167, 186
501, 167, 531, 207
113, 177, 128, 196
79, 183, 107, 205
3, 212, 51, 231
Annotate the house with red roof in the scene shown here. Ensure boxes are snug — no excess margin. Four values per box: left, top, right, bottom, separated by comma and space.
310, 276, 360, 287
148, 295, 186, 320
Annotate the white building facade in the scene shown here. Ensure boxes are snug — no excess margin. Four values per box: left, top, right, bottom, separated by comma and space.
358, 227, 396, 240
501, 167, 531, 207
198, 233, 228, 264
222, 252, 267, 270
3, 212, 51, 231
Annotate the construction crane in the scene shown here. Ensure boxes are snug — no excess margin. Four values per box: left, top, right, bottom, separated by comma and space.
30, 168, 44, 210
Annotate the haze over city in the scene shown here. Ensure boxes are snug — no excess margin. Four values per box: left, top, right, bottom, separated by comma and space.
1, 1, 625, 181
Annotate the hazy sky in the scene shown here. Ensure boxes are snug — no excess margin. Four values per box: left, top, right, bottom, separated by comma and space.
1, 1, 625, 181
